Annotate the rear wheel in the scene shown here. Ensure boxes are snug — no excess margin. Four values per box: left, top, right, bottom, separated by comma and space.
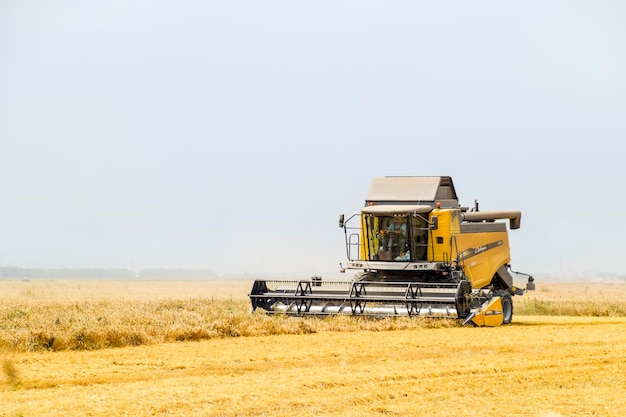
500, 293, 513, 324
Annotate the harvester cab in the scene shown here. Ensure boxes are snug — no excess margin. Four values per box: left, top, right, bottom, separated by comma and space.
249, 176, 534, 326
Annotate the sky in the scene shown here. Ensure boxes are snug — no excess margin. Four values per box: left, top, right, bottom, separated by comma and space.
1, 1, 625, 280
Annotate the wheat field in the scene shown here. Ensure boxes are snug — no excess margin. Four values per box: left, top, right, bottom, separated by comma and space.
1, 279, 626, 416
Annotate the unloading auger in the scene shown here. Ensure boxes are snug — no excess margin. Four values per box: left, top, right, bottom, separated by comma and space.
249, 176, 534, 326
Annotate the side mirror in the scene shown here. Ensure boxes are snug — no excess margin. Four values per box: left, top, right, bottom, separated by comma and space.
430, 216, 438, 230
338, 214, 345, 228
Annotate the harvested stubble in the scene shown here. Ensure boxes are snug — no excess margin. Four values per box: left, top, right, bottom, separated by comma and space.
2, 316, 626, 417
2, 280, 626, 416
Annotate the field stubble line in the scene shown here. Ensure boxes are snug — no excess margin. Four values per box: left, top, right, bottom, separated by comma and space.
2, 280, 626, 416
2, 319, 626, 417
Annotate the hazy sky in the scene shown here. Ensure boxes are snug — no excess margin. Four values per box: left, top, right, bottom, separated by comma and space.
1, 1, 625, 279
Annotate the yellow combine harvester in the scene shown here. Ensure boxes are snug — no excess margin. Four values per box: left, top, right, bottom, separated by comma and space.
249, 176, 534, 326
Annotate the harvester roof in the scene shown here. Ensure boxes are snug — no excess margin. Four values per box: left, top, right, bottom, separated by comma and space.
365, 176, 459, 208
361, 204, 433, 215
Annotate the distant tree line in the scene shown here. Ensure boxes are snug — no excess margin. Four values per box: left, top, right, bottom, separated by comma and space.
137, 268, 218, 279
0, 267, 217, 279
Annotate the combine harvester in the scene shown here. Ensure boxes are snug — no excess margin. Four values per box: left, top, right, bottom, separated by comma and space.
249, 176, 534, 326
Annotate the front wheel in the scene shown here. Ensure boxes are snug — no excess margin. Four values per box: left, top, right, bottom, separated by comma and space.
500, 293, 513, 324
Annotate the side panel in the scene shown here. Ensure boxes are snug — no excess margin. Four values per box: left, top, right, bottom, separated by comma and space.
428, 209, 461, 262
452, 229, 511, 289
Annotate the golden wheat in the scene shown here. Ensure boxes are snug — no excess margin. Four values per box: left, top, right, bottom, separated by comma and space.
1, 280, 625, 353
2, 316, 625, 416
517, 282, 626, 316
0, 297, 459, 353
2, 280, 626, 416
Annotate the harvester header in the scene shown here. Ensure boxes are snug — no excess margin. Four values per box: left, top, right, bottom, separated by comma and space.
250, 176, 534, 326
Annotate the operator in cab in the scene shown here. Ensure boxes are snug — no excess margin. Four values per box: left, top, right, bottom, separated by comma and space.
379, 216, 408, 261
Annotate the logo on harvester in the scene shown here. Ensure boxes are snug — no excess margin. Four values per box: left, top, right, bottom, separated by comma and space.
458, 240, 503, 261
474, 245, 487, 254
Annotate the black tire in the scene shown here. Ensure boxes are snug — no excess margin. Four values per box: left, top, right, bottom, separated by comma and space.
455, 280, 473, 319
500, 293, 513, 324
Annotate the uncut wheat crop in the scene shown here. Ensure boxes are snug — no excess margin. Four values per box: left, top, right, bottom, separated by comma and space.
1, 279, 625, 353
0, 279, 461, 352
2, 279, 626, 417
